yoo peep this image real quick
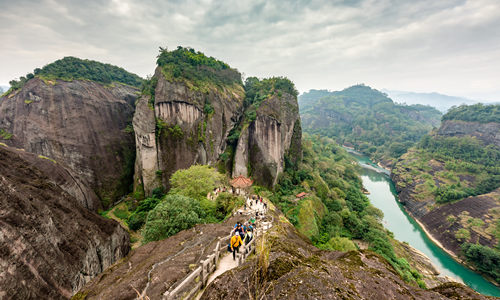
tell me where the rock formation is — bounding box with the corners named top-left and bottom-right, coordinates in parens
top-left (133, 48), bottom-right (301, 195)
top-left (78, 203), bottom-right (488, 299)
top-left (0, 78), bottom-right (137, 208)
top-left (233, 92), bottom-right (302, 187)
top-left (133, 66), bottom-right (245, 195)
top-left (201, 210), bottom-right (490, 300)
top-left (437, 119), bottom-right (500, 148)
top-left (0, 144), bottom-right (129, 299)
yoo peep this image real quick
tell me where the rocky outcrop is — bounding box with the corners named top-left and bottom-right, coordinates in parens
top-left (76, 213), bottom-right (245, 300)
top-left (133, 95), bottom-right (159, 196)
top-left (437, 120), bottom-right (500, 148)
top-left (201, 209), bottom-right (488, 300)
top-left (154, 71), bottom-right (244, 188)
top-left (0, 144), bottom-right (129, 299)
top-left (0, 78), bottom-right (137, 208)
top-left (133, 67), bottom-right (246, 195)
top-left (233, 93), bottom-right (302, 187)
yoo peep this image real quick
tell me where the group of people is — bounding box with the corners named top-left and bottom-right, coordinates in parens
top-left (243, 194), bottom-right (268, 212)
top-left (229, 219), bottom-right (255, 260)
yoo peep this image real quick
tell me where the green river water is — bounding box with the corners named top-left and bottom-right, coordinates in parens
top-left (351, 153), bottom-right (500, 297)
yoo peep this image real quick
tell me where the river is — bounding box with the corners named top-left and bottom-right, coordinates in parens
top-left (351, 153), bottom-right (500, 297)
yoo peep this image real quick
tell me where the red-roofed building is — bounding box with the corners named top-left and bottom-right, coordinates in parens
top-left (296, 192), bottom-right (308, 199)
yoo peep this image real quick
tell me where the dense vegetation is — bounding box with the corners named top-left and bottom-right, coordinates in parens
top-left (299, 85), bottom-right (442, 165)
top-left (268, 134), bottom-right (425, 287)
top-left (156, 46), bottom-right (242, 92)
top-left (443, 103), bottom-right (500, 123)
top-left (106, 165), bottom-right (243, 243)
top-left (5, 57), bottom-right (143, 95)
top-left (461, 242), bottom-right (500, 283)
top-left (417, 135), bottom-right (500, 203)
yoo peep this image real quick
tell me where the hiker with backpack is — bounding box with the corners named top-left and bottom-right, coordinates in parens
top-left (230, 232), bottom-right (243, 260)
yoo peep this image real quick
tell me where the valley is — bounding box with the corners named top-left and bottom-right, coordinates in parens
top-left (1, 47), bottom-right (498, 299)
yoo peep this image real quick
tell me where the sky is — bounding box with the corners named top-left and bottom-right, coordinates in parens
top-left (1, 0), bottom-right (500, 101)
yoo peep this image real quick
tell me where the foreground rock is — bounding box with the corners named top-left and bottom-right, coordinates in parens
top-left (0, 78), bottom-right (137, 208)
top-left (0, 145), bottom-right (130, 299)
top-left (202, 210), bottom-right (492, 300)
top-left (76, 214), bottom-right (245, 299)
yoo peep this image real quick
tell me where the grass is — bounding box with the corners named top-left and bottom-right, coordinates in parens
top-left (0, 129), bottom-right (13, 140)
top-left (38, 155), bottom-right (56, 164)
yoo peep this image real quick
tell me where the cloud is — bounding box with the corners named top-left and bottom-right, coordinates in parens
top-left (0, 0), bottom-right (499, 100)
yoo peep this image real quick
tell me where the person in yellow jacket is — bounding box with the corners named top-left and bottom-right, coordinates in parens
top-left (230, 233), bottom-right (243, 260)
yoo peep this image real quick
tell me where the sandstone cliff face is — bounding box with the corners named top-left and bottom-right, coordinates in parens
top-left (0, 78), bottom-right (137, 208)
top-left (134, 67), bottom-right (245, 195)
top-left (0, 144), bottom-right (129, 299)
top-left (233, 93), bottom-right (302, 187)
top-left (437, 120), bottom-right (500, 148)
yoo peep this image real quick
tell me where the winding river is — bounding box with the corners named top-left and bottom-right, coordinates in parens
top-left (351, 153), bottom-right (500, 297)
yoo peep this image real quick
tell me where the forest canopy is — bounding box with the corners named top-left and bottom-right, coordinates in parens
top-left (299, 85), bottom-right (442, 164)
top-left (6, 57), bottom-right (143, 93)
top-left (156, 46), bottom-right (242, 89)
top-left (442, 103), bottom-right (500, 123)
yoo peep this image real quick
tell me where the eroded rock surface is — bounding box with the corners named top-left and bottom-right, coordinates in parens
top-left (0, 78), bottom-right (137, 207)
top-left (233, 93), bottom-right (302, 187)
top-left (134, 68), bottom-right (245, 195)
top-left (0, 145), bottom-right (129, 299)
top-left (201, 210), bottom-right (491, 300)
top-left (438, 120), bottom-right (500, 148)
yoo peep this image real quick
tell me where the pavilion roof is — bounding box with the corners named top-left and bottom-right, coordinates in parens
top-left (230, 175), bottom-right (253, 188)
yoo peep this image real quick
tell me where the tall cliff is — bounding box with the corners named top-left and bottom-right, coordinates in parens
top-left (232, 77), bottom-right (302, 187)
top-left (134, 48), bottom-right (301, 195)
top-left (0, 144), bottom-right (130, 299)
top-left (391, 104), bottom-right (500, 283)
top-left (0, 57), bottom-right (140, 208)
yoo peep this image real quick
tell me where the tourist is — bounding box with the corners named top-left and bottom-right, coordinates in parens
top-left (230, 233), bottom-right (243, 260)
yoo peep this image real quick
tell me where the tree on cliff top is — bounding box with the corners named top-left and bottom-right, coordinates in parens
top-left (245, 76), bottom-right (298, 103)
top-left (5, 57), bottom-right (143, 94)
top-left (156, 46), bottom-right (242, 89)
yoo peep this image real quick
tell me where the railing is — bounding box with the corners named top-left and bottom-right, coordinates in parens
top-left (162, 229), bottom-right (260, 300)
top-left (161, 199), bottom-right (271, 300)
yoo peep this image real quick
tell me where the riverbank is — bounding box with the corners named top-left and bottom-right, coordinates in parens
top-left (408, 208), bottom-right (500, 288)
top-left (354, 153), bottom-right (500, 296)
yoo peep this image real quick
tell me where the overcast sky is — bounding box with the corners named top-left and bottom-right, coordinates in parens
top-left (1, 0), bottom-right (499, 101)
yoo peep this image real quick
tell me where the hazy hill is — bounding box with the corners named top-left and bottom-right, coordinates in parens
top-left (383, 89), bottom-right (477, 112)
top-left (299, 85), bottom-right (442, 166)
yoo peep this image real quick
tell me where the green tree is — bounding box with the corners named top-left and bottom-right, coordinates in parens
top-left (143, 194), bottom-right (204, 243)
top-left (169, 165), bottom-right (224, 201)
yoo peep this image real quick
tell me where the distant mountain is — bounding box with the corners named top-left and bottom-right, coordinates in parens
top-left (382, 89), bottom-right (477, 112)
top-left (299, 85), bottom-right (442, 167)
top-left (0, 85), bottom-right (8, 94)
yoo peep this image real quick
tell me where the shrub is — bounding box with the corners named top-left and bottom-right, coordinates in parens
top-left (215, 192), bottom-right (244, 220)
top-left (169, 165), bottom-right (224, 201)
top-left (143, 194), bottom-right (204, 243)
